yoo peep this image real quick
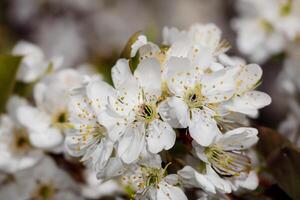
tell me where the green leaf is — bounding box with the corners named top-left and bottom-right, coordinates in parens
top-left (120, 31), bottom-right (142, 59)
top-left (120, 31), bottom-right (143, 73)
top-left (0, 55), bottom-right (22, 113)
top-left (14, 81), bottom-right (35, 98)
top-left (257, 127), bottom-right (300, 199)
top-left (129, 52), bottom-right (140, 72)
top-left (124, 185), bottom-right (135, 199)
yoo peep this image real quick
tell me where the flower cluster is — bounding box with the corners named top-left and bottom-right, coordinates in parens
top-left (0, 23), bottom-right (271, 199)
top-left (0, 42), bottom-right (94, 199)
top-left (65, 23), bottom-right (271, 199)
top-left (233, 0), bottom-right (300, 63)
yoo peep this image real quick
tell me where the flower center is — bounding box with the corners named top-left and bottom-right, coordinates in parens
top-left (197, 161), bottom-right (207, 174)
top-left (131, 167), bottom-right (165, 193)
top-left (79, 122), bottom-right (107, 146)
top-left (136, 103), bottom-right (158, 123)
top-left (11, 129), bottom-right (31, 154)
top-left (204, 145), bottom-right (251, 177)
top-left (142, 163), bottom-right (171, 188)
top-left (184, 84), bottom-right (204, 108)
top-left (53, 111), bottom-right (68, 124)
top-left (146, 174), bottom-right (160, 188)
top-left (33, 183), bottom-right (55, 200)
top-left (259, 19), bottom-right (274, 33)
top-left (280, 0), bottom-right (292, 16)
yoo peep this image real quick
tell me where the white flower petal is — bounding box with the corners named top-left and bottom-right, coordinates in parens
top-left (194, 172), bottom-right (218, 194)
top-left (162, 26), bottom-right (187, 45)
top-left (188, 45), bottom-right (214, 71)
top-left (224, 91), bottom-right (271, 117)
top-left (157, 99), bottom-right (183, 128)
top-left (189, 108), bottom-right (220, 146)
top-left (0, 183), bottom-right (22, 200)
top-left (82, 138), bottom-right (114, 171)
top-left (98, 109), bottom-right (130, 142)
top-left (139, 42), bottom-right (161, 59)
top-left (81, 175), bottom-right (121, 199)
top-left (33, 69), bottom-right (83, 115)
top-left (33, 82), bottom-right (48, 108)
top-left (117, 122), bottom-right (146, 164)
top-left (131, 35), bottom-right (147, 57)
top-left (210, 62), bottom-right (225, 71)
top-left (165, 57), bottom-right (196, 96)
top-left (111, 59), bottom-right (132, 89)
top-left (193, 141), bottom-right (210, 163)
top-left (96, 158), bottom-right (126, 180)
top-left (138, 146), bottom-right (162, 168)
top-left (55, 191), bottom-right (83, 200)
top-left (178, 166), bottom-right (216, 194)
top-left (189, 23), bottom-right (222, 53)
top-left (234, 171), bottom-right (259, 191)
top-left (68, 87), bottom-right (97, 126)
top-left (12, 41), bottom-right (47, 83)
top-left (55, 68), bottom-right (83, 89)
top-left (147, 119), bottom-right (176, 153)
top-left (12, 41), bottom-right (44, 59)
top-left (29, 127), bottom-right (63, 149)
top-left (17, 106), bottom-right (51, 133)
top-left (86, 79), bottom-right (115, 114)
top-left (6, 95), bottom-right (28, 124)
top-left (167, 38), bottom-right (193, 59)
top-left (0, 150), bottom-right (42, 173)
top-left (164, 174), bottom-right (180, 186)
top-left (206, 165), bottom-right (232, 193)
top-left (165, 97), bottom-right (189, 128)
top-left (217, 127), bottom-right (258, 151)
top-left (201, 67), bottom-right (239, 103)
top-left (157, 180), bottom-right (188, 200)
top-left (108, 78), bottom-right (139, 117)
top-left (134, 58), bottom-right (162, 97)
top-left (236, 64), bottom-right (262, 94)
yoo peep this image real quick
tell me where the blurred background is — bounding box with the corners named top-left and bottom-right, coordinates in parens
top-left (0, 0), bottom-right (299, 199)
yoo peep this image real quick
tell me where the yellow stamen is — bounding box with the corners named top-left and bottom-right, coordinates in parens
top-left (205, 145), bottom-right (251, 177)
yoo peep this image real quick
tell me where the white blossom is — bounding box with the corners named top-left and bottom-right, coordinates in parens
top-left (81, 169), bottom-right (123, 199)
top-left (178, 127), bottom-right (259, 194)
top-left (0, 96), bottom-right (43, 173)
top-left (120, 161), bottom-right (187, 200)
top-left (233, 0), bottom-right (300, 63)
top-left (10, 156), bottom-right (83, 200)
top-left (160, 57), bottom-right (239, 146)
top-left (99, 58), bottom-right (176, 164)
top-left (12, 41), bottom-right (63, 83)
top-left (220, 57), bottom-right (272, 118)
top-left (28, 22), bottom-right (274, 199)
top-left (65, 76), bottom-right (115, 171)
top-left (17, 69), bottom-right (84, 151)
